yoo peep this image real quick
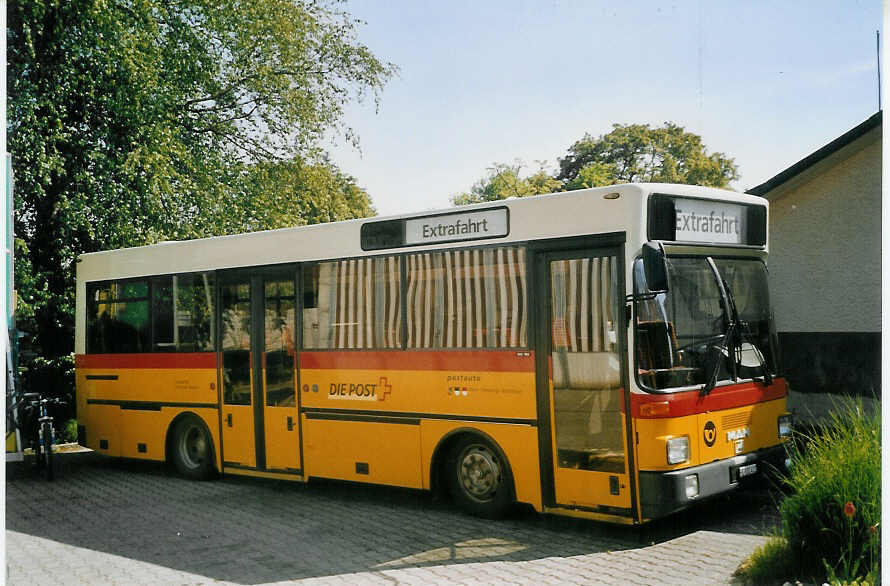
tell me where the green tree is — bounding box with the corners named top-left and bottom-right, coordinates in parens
top-left (8, 0), bottom-right (395, 402)
top-left (222, 158), bottom-right (375, 234)
top-left (454, 123), bottom-right (738, 207)
top-left (556, 122), bottom-right (738, 188)
top-left (451, 161), bottom-right (562, 205)
top-left (562, 161), bottom-right (615, 191)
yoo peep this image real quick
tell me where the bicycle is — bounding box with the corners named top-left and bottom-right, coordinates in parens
top-left (15, 392), bottom-right (63, 481)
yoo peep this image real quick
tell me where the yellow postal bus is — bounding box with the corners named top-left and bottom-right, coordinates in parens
top-left (75, 183), bottom-right (790, 523)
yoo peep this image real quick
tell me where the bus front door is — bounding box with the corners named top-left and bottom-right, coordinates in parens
top-left (538, 249), bottom-right (633, 517)
top-left (219, 270), bottom-right (301, 474)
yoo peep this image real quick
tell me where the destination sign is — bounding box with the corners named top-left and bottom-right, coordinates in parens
top-left (404, 208), bottom-right (508, 245)
top-left (360, 207), bottom-right (510, 250)
top-left (673, 197), bottom-right (747, 245)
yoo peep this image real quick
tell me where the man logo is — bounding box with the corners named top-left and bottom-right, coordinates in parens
top-left (703, 421), bottom-right (717, 447)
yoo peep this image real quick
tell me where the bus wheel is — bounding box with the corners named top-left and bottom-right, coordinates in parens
top-left (172, 416), bottom-right (214, 480)
top-left (449, 436), bottom-right (512, 519)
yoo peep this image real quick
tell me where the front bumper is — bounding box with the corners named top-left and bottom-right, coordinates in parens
top-left (639, 444), bottom-right (787, 520)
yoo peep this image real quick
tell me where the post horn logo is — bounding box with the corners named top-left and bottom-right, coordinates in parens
top-left (703, 421), bottom-right (717, 447)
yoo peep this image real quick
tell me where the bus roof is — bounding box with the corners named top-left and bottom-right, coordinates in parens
top-left (77, 183), bottom-right (766, 283)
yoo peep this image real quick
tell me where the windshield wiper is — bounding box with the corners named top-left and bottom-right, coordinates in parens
top-left (701, 320), bottom-right (735, 396)
top-left (700, 263), bottom-right (737, 396)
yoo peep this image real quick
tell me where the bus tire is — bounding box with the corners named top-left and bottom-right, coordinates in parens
top-left (448, 435), bottom-right (513, 519)
top-left (171, 416), bottom-right (215, 480)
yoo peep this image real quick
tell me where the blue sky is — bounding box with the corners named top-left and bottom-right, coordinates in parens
top-left (329, 1), bottom-right (881, 216)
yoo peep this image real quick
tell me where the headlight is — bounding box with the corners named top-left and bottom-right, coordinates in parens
top-left (778, 414), bottom-right (793, 438)
top-left (666, 435), bottom-right (690, 465)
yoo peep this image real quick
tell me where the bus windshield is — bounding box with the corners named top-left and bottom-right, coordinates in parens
top-left (634, 256), bottom-right (777, 392)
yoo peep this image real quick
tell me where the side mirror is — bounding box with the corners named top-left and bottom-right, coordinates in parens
top-left (642, 242), bottom-right (669, 292)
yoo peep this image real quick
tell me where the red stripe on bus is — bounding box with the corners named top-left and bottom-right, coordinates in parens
top-left (77, 351), bottom-right (535, 372)
top-left (630, 378), bottom-right (787, 418)
top-left (75, 353), bottom-right (217, 369)
top-left (300, 350), bottom-right (535, 372)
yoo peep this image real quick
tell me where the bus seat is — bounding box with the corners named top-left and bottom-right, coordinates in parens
top-left (636, 320), bottom-right (678, 370)
top-left (551, 351), bottom-right (620, 390)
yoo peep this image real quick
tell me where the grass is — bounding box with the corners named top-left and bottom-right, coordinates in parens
top-left (735, 396), bottom-right (880, 585)
top-left (734, 536), bottom-right (794, 584)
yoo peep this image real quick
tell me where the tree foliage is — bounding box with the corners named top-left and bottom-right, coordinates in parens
top-left (222, 159), bottom-right (375, 235)
top-left (453, 122), bottom-right (739, 205)
top-left (451, 161), bottom-right (562, 205)
top-left (7, 0), bottom-right (393, 402)
top-left (556, 122), bottom-right (738, 188)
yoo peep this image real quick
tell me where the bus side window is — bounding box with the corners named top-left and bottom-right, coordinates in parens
top-left (406, 246), bottom-right (527, 349)
top-left (302, 264), bottom-right (321, 348)
top-left (151, 273), bottom-right (216, 352)
top-left (302, 257), bottom-right (401, 350)
top-left (86, 280), bottom-right (150, 354)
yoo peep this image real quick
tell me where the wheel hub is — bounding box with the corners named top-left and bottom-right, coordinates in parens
top-left (181, 426), bottom-right (206, 468)
top-left (459, 446), bottom-right (500, 501)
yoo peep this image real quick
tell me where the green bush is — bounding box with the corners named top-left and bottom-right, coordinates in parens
top-left (20, 353), bottom-right (76, 422)
top-left (61, 419), bottom-right (79, 444)
top-left (780, 397), bottom-right (880, 583)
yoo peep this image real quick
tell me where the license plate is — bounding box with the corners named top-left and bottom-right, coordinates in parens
top-left (738, 463), bottom-right (758, 478)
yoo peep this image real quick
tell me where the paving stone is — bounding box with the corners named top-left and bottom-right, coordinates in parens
top-left (7, 452), bottom-right (778, 585)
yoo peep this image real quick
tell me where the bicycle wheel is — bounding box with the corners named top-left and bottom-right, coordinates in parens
top-left (41, 421), bottom-right (54, 481)
top-left (32, 422), bottom-right (43, 471)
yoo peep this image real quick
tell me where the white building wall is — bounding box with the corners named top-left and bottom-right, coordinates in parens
top-left (767, 126), bottom-right (881, 333)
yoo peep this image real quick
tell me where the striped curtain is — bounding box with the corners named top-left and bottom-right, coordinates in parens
top-left (407, 247), bottom-right (527, 349)
top-left (315, 256), bottom-right (401, 349)
top-left (551, 257), bottom-right (617, 354)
